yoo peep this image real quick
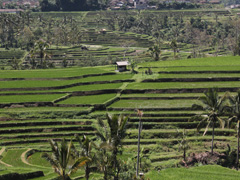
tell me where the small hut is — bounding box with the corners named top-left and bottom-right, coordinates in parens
top-left (116, 61), bottom-right (129, 72)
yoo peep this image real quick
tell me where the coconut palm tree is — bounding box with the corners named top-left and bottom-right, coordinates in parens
top-left (42, 139), bottom-right (89, 180)
top-left (226, 91), bottom-right (240, 170)
top-left (30, 39), bottom-right (50, 68)
top-left (170, 39), bottom-right (178, 59)
top-left (75, 135), bottom-right (95, 180)
top-left (94, 142), bottom-right (113, 180)
top-left (194, 88), bottom-right (228, 155)
top-left (95, 113), bottom-right (128, 180)
top-left (136, 109), bottom-right (143, 178)
top-left (148, 44), bottom-right (161, 61)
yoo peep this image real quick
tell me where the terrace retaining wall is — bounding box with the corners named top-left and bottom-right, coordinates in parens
top-left (121, 87), bottom-right (240, 94)
top-left (107, 107), bottom-right (195, 111)
top-left (1, 132), bottom-right (95, 140)
top-left (157, 71), bottom-right (240, 74)
top-left (142, 77), bottom-right (240, 82)
top-left (120, 97), bottom-right (197, 100)
top-left (72, 89), bottom-right (120, 96)
top-left (0, 102), bottom-right (54, 108)
top-left (0, 171), bottom-right (44, 180)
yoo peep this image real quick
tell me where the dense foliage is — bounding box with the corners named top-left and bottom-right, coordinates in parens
top-left (39, 0), bottom-right (107, 11)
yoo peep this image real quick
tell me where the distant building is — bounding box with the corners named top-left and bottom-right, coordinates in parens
top-left (199, 0), bottom-right (207, 3)
top-left (0, 9), bottom-right (24, 13)
top-left (147, 5), bottom-right (157, 9)
top-left (2, 0), bottom-right (39, 8)
top-left (134, 0), bottom-right (147, 9)
top-left (230, 4), bottom-right (240, 8)
top-left (116, 61), bottom-right (129, 72)
top-left (116, 1), bottom-right (124, 6)
top-left (209, 0), bottom-right (221, 4)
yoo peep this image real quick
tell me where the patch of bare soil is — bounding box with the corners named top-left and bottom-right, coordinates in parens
top-left (180, 151), bottom-right (226, 167)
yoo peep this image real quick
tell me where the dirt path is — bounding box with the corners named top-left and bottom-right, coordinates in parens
top-left (0, 147), bottom-right (13, 167)
top-left (21, 148), bottom-right (33, 166)
top-left (20, 149), bottom-right (49, 169)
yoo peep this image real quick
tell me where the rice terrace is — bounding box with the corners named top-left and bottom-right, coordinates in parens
top-left (2, 3), bottom-right (240, 180)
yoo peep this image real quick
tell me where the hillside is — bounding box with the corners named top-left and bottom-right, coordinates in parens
top-left (0, 56), bottom-right (240, 179)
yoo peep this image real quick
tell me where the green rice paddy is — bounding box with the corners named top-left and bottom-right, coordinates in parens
top-left (1, 56), bottom-right (240, 179)
top-left (58, 94), bottom-right (116, 104)
top-left (0, 94), bottom-right (66, 103)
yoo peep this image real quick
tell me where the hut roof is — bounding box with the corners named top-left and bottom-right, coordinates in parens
top-left (116, 61), bottom-right (129, 66)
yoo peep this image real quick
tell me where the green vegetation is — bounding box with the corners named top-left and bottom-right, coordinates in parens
top-left (127, 81), bottom-right (240, 90)
top-left (109, 99), bottom-right (201, 109)
top-left (146, 165), bottom-right (240, 180)
top-left (0, 67), bottom-right (109, 78)
top-left (1, 51), bottom-right (240, 179)
top-left (141, 56), bottom-right (240, 67)
top-left (58, 94), bottom-right (117, 104)
top-left (0, 94), bottom-right (66, 103)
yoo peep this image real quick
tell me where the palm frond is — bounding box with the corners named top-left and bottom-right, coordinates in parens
top-left (226, 116), bottom-right (236, 128)
top-left (203, 121), bottom-right (211, 136)
top-left (49, 139), bottom-right (59, 162)
top-left (42, 153), bottom-right (60, 175)
top-left (97, 118), bottom-right (105, 128)
top-left (216, 116), bottom-right (225, 129)
top-left (95, 119), bottom-right (108, 142)
top-left (99, 142), bottom-right (113, 151)
top-left (68, 157), bottom-right (90, 175)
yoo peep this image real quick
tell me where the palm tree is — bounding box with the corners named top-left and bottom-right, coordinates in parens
top-left (95, 113), bottom-right (128, 180)
top-left (148, 44), bottom-right (161, 61)
top-left (170, 39), bottom-right (178, 59)
top-left (42, 139), bottom-right (89, 180)
top-left (30, 39), bottom-right (50, 68)
top-left (94, 142), bottom-right (113, 180)
top-left (75, 135), bottom-right (94, 180)
top-left (194, 88), bottom-right (227, 155)
top-left (94, 118), bottom-right (113, 180)
top-left (136, 109), bottom-right (143, 178)
top-left (130, 59), bottom-right (137, 74)
top-left (226, 91), bottom-right (240, 170)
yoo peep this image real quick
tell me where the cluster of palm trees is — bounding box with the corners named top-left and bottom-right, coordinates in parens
top-left (194, 88), bottom-right (240, 169)
top-left (42, 113), bottom-right (129, 180)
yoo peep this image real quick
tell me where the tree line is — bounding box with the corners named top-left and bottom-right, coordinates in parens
top-left (99, 11), bottom-right (240, 57)
top-left (1, 11), bottom-right (240, 70)
top-left (39, 0), bottom-right (108, 11)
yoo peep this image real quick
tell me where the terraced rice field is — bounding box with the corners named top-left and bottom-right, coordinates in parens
top-left (1, 56), bottom-right (240, 179)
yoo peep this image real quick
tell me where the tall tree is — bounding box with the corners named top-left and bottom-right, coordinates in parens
top-left (193, 88), bottom-right (228, 155)
top-left (95, 113), bottom-right (128, 180)
top-left (170, 39), bottom-right (178, 59)
top-left (136, 109), bottom-right (143, 178)
top-left (148, 44), bottom-right (161, 61)
top-left (30, 39), bottom-right (50, 68)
